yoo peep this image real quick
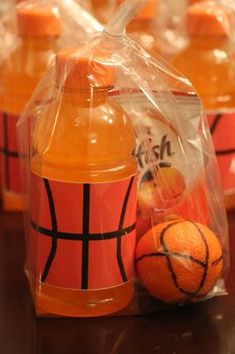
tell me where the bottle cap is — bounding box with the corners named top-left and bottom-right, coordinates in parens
top-left (186, 2), bottom-right (232, 37)
top-left (116, 0), bottom-right (157, 20)
top-left (17, 6), bottom-right (61, 37)
top-left (56, 47), bottom-right (116, 90)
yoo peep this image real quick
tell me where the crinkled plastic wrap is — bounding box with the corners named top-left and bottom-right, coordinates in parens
top-left (0, 0), bottom-right (102, 212)
top-left (0, 0), bottom-right (102, 63)
top-left (171, 0), bottom-right (235, 210)
top-left (113, 0), bottom-right (188, 60)
top-left (91, 0), bottom-right (116, 24)
top-left (17, 25), bottom-right (229, 317)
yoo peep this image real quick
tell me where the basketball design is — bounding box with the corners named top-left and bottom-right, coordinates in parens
top-left (135, 220), bottom-right (223, 303)
top-left (30, 173), bottom-right (137, 290)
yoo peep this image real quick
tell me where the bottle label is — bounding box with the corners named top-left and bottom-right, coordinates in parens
top-left (29, 173), bottom-right (137, 290)
top-left (0, 112), bottom-right (21, 194)
top-left (207, 112), bottom-right (235, 194)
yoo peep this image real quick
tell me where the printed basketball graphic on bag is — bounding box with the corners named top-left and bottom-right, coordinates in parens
top-left (30, 173), bottom-right (137, 290)
top-left (207, 112), bottom-right (235, 193)
top-left (0, 112), bottom-right (21, 193)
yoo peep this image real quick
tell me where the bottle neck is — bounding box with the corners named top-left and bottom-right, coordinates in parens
top-left (60, 86), bottom-right (111, 108)
top-left (20, 35), bottom-right (59, 50)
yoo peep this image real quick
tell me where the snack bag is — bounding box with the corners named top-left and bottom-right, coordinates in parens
top-left (17, 0), bottom-right (229, 317)
top-left (0, 0), bottom-right (102, 211)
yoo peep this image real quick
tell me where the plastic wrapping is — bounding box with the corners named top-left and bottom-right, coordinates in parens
top-left (114, 0), bottom-right (188, 60)
top-left (0, 0), bottom-right (102, 63)
top-left (171, 1), bottom-right (235, 209)
top-left (0, 0), bottom-right (102, 211)
top-left (91, 0), bottom-right (116, 24)
top-left (17, 0), bottom-right (229, 317)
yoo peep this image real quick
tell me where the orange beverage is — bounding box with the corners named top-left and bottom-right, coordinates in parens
top-left (0, 6), bottom-right (61, 211)
top-left (171, 2), bottom-right (235, 209)
top-left (29, 48), bottom-right (137, 317)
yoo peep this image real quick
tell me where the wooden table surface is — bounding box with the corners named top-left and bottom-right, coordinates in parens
top-left (0, 210), bottom-right (234, 354)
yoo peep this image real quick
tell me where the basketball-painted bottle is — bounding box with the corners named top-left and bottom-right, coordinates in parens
top-left (29, 48), bottom-right (137, 317)
top-left (171, 2), bottom-right (235, 209)
top-left (0, 6), bottom-right (61, 211)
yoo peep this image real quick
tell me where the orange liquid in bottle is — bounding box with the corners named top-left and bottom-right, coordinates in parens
top-left (30, 48), bottom-right (137, 317)
top-left (0, 6), bottom-right (60, 211)
top-left (171, 3), bottom-right (235, 209)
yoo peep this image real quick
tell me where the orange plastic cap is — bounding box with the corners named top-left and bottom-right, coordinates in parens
top-left (186, 2), bottom-right (232, 37)
top-left (116, 0), bottom-right (157, 20)
top-left (56, 48), bottom-right (116, 90)
top-left (17, 6), bottom-right (61, 37)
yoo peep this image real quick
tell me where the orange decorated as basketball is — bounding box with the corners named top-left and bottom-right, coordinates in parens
top-left (138, 167), bottom-right (186, 214)
top-left (136, 220), bottom-right (223, 303)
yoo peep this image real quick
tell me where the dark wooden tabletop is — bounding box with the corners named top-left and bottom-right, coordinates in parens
top-left (0, 210), bottom-right (234, 354)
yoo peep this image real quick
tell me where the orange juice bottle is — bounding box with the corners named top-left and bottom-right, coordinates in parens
top-left (0, 6), bottom-right (61, 211)
top-left (29, 48), bottom-right (137, 317)
top-left (171, 2), bottom-right (235, 209)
